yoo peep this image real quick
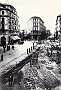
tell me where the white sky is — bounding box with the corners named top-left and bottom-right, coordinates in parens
top-left (0, 0), bottom-right (61, 33)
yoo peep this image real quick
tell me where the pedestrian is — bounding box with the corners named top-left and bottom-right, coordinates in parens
top-left (47, 48), bottom-right (49, 55)
top-left (12, 45), bottom-right (14, 50)
top-left (47, 48), bottom-right (51, 57)
top-left (47, 48), bottom-right (48, 53)
top-left (8, 74), bottom-right (13, 87)
top-left (11, 39), bottom-right (14, 45)
top-left (1, 54), bottom-right (3, 61)
top-left (57, 51), bottom-right (59, 56)
top-left (50, 48), bottom-right (52, 55)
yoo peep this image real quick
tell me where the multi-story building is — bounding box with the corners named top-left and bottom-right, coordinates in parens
top-left (0, 3), bottom-right (20, 46)
top-left (55, 14), bottom-right (61, 36)
top-left (46, 30), bottom-right (51, 37)
top-left (55, 14), bottom-right (61, 45)
top-left (27, 16), bottom-right (46, 40)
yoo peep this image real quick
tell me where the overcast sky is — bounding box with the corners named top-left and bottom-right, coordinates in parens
top-left (0, 0), bottom-right (61, 33)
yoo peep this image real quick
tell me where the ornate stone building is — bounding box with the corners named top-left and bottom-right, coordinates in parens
top-left (55, 14), bottom-right (61, 45)
top-left (0, 3), bottom-right (20, 45)
top-left (56, 14), bottom-right (61, 34)
top-left (27, 16), bottom-right (46, 40)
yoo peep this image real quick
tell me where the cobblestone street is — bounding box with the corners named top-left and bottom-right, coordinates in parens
top-left (21, 44), bottom-right (61, 90)
top-left (0, 41), bottom-right (61, 90)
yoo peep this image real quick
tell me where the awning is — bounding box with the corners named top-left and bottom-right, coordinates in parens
top-left (12, 36), bottom-right (20, 41)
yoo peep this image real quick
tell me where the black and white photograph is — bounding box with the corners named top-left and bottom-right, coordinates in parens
top-left (0, 0), bottom-right (61, 90)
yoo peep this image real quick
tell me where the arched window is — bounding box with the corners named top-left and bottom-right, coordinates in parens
top-left (1, 36), bottom-right (6, 46)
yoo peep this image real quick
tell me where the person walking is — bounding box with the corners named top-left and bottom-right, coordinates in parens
top-left (8, 74), bottom-right (13, 87)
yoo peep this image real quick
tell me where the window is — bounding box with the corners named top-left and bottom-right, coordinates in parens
top-left (2, 18), bottom-right (4, 30)
top-left (33, 19), bottom-right (34, 21)
top-left (60, 18), bottom-right (61, 21)
top-left (35, 23), bottom-right (36, 26)
top-left (15, 21), bottom-right (16, 25)
top-left (34, 27), bottom-right (35, 30)
top-left (9, 25), bottom-right (11, 29)
top-left (6, 6), bottom-right (8, 8)
top-left (36, 27), bottom-right (38, 30)
top-left (2, 11), bottom-right (4, 15)
top-left (35, 27), bottom-right (36, 30)
top-left (33, 23), bottom-right (34, 26)
top-left (60, 22), bottom-right (61, 25)
top-left (15, 26), bottom-right (16, 30)
top-left (2, 18), bottom-right (4, 23)
top-left (37, 19), bottom-right (38, 22)
top-left (36, 23), bottom-right (38, 26)
top-left (60, 27), bottom-right (61, 30)
top-left (35, 19), bottom-right (36, 22)
top-left (3, 6), bottom-right (5, 8)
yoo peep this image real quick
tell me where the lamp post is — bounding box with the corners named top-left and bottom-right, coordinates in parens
top-left (11, 31), bottom-right (14, 50)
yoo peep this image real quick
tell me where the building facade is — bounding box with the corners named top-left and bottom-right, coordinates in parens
top-left (27, 16), bottom-right (46, 40)
top-left (0, 3), bottom-right (20, 46)
top-left (55, 14), bottom-right (61, 45)
top-left (55, 14), bottom-right (61, 36)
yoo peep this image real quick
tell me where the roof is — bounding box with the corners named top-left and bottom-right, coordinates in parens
top-left (57, 14), bottom-right (61, 17)
top-left (30, 16), bottom-right (44, 23)
top-left (0, 3), bottom-right (16, 11)
top-left (57, 14), bottom-right (61, 20)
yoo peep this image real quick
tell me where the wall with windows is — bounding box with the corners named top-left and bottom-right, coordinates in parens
top-left (27, 16), bottom-right (46, 40)
top-left (56, 15), bottom-right (61, 34)
top-left (0, 3), bottom-right (20, 45)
